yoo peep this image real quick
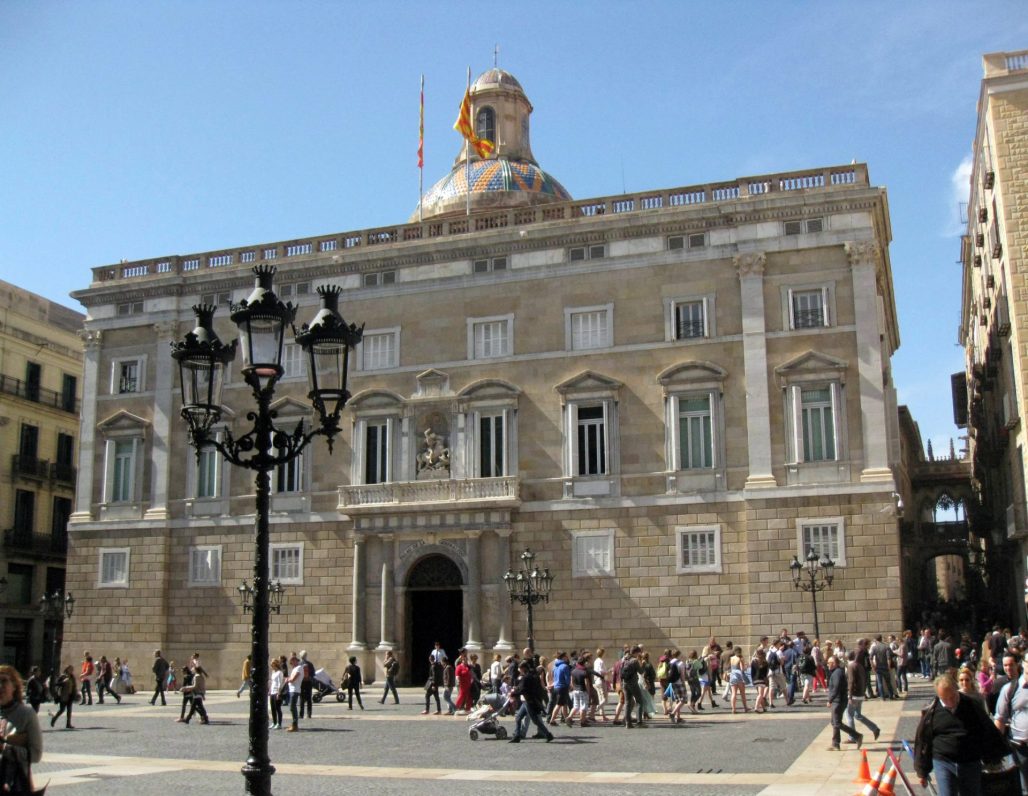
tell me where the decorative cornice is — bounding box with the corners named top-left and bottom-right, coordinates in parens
top-left (844, 240), bottom-right (881, 269)
top-left (734, 252), bottom-right (767, 278)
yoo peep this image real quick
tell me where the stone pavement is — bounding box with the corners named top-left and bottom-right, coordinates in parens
top-left (31, 681), bottom-right (935, 795)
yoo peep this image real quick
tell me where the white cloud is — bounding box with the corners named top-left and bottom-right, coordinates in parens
top-left (946, 154), bottom-right (973, 237)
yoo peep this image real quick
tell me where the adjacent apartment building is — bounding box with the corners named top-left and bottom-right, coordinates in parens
top-left (0, 279), bottom-right (83, 673)
top-left (66, 69), bottom-right (905, 685)
top-left (957, 50), bottom-right (1028, 621)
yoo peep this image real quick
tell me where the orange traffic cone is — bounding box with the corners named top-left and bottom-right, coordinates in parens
top-left (853, 749), bottom-right (872, 784)
top-left (877, 764), bottom-right (898, 796)
top-left (856, 760), bottom-right (887, 796)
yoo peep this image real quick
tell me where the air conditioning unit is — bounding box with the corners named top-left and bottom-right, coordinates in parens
top-left (984, 296), bottom-right (992, 310)
top-left (979, 207), bottom-right (989, 223)
top-left (974, 255), bottom-right (983, 268)
top-left (984, 171), bottom-right (996, 189)
top-left (1003, 393), bottom-right (1020, 429)
top-left (993, 242), bottom-right (1003, 258)
top-left (997, 298), bottom-right (1011, 336)
top-left (976, 234), bottom-right (985, 248)
top-left (987, 274), bottom-right (995, 288)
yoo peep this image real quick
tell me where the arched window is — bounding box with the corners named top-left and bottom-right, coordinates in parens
top-left (476, 106), bottom-right (495, 143)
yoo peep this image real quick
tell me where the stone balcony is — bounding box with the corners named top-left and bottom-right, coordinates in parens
top-left (338, 476), bottom-right (520, 513)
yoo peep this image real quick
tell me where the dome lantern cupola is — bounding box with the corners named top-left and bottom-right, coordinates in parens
top-left (414, 68), bottom-right (571, 221)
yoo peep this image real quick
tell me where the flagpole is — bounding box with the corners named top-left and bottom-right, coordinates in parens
top-left (466, 65), bottom-right (471, 218)
top-left (419, 74), bottom-right (424, 223)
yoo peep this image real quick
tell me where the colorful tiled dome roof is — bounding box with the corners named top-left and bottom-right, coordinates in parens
top-left (415, 158), bottom-right (572, 220)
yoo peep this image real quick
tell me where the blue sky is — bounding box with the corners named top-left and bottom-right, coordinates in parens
top-left (1, 1), bottom-right (1025, 452)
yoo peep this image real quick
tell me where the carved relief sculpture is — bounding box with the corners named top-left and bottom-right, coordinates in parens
top-left (416, 427), bottom-right (451, 476)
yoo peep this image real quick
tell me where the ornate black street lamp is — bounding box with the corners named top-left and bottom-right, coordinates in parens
top-left (39, 590), bottom-right (74, 680)
top-left (790, 549), bottom-right (835, 641)
top-left (238, 579), bottom-right (285, 615)
top-left (503, 548), bottom-right (554, 654)
top-left (172, 266), bottom-right (362, 796)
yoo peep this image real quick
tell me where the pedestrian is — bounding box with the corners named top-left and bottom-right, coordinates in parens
top-left (285, 654), bottom-right (303, 732)
top-left (455, 651), bottom-right (474, 713)
top-left (826, 655), bottom-right (862, 751)
top-left (122, 659), bottom-right (135, 693)
top-left (299, 651), bottom-right (315, 719)
top-left (845, 649), bottom-right (881, 742)
top-left (870, 635), bottom-right (895, 701)
top-left (380, 650), bottom-right (399, 705)
top-left (993, 652), bottom-right (1028, 792)
top-left (547, 651), bottom-right (571, 725)
top-left (508, 661), bottom-right (554, 743)
top-left (767, 641), bottom-right (785, 707)
top-left (728, 647), bottom-right (749, 714)
top-left (182, 667), bottom-right (209, 725)
top-left (49, 665), bottom-right (77, 729)
top-left (167, 661), bottom-right (177, 693)
top-left (176, 666), bottom-right (194, 722)
top-left (639, 651), bottom-right (658, 718)
top-left (440, 656), bottom-right (456, 715)
top-left (620, 646), bottom-right (646, 729)
top-left (150, 650), bottom-right (169, 706)
top-left (422, 656), bottom-right (443, 715)
top-left (488, 653), bottom-right (503, 695)
top-left (268, 658), bottom-right (284, 730)
top-left (915, 669), bottom-right (1009, 793)
top-left (0, 665), bottom-right (43, 794)
top-left (933, 632), bottom-right (958, 677)
top-left (919, 628), bottom-right (934, 678)
top-left (469, 653), bottom-right (483, 705)
top-left (236, 654), bottom-right (252, 698)
top-left (751, 649), bottom-right (769, 713)
top-left (566, 652), bottom-right (594, 727)
top-left (95, 655), bottom-right (121, 704)
top-left (79, 652), bottom-right (94, 706)
top-left (342, 656), bottom-right (364, 710)
top-left (24, 667), bottom-right (45, 714)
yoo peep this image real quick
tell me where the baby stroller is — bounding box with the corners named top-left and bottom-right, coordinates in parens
top-left (467, 700), bottom-right (508, 740)
top-left (311, 668), bottom-right (336, 703)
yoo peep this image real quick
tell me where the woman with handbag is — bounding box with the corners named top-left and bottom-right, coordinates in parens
top-left (0, 665), bottom-right (43, 795)
top-left (49, 665), bottom-right (77, 729)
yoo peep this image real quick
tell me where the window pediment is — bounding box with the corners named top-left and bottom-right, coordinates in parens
top-left (414, 369), bottom-right (451, 399)
top-left (97, 409), bottom-right (150, 433)
top-left (268, 396), bottom-right (312, 416)
top-left (348, 389), bottom-right (406, 412)
top-left (657, 361), bottom-right (727, 395)
top-left (458, 378), bottom-right (521, 403)
top-left (555, 370), bottom-right (623, 402)
top-left (774, 350), bottom-right (848, 388)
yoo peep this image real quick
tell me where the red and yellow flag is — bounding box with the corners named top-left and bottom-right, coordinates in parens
top-left (453, 88), bottom-right (494, 159)
top-left (418, 76), bottom-right (425, 168)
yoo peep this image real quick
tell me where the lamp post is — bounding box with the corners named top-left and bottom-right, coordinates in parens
top-left (789, 548), bottom-right (834, 642)
top-left (238, 579), bottom-right (285, 615)
top-left (171, 266), bottom-right (361, 796)
top-left (39, 590), bottom-right (74, 679)
top-left (502, 548), bottom-right (553, 655)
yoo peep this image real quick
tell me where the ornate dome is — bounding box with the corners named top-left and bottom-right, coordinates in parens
top-left (414, 68), bottom-right (572, 221)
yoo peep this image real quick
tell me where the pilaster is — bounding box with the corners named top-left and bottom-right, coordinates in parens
top-left (348, 533), bottom-right (368, 651)
top-left (493, 528), bottom-right (514, 650)
top-left (464, 530), bottom-right (482, 650)
top-left (71, 328), bottom-right (102, 521)
top-left (144, 321), bottom-right (177, 520)
top-left (376, 534), bottom-right (396, 651)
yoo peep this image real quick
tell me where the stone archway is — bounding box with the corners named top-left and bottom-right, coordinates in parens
top-left (406, 554), bottom-right (464, 686)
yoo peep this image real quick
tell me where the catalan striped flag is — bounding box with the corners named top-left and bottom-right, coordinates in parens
top-left (453, 87), bottom-right (494, 159)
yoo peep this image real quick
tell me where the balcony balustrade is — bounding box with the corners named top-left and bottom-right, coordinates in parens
top-left (0, 374), bottom-right (79, 413)
top-left (10, 455), bottom-right (76, 485)
top-left (338, 476), bottom-right (519, 511)
top-left (3, 529), bottom-right (68, 558)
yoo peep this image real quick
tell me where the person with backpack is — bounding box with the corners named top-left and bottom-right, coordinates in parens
top-left (665, 648), bottom-right (686, 723)
top-left (767, 641), bottom-right (786, 708)
top-left (49, 665), bottom-right (77, 729)
top-left (751, 649), bottom-right (770, 713)
top-left (797, 642), bottom-right (818, 704)
top-left (566, 652), bottom-right (596, 727)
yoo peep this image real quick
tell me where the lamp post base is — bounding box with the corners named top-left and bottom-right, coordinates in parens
top-left (241, 759), bottom-right (276, 796)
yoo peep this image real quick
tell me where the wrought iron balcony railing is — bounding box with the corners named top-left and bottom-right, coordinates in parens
top-left (0, 374), bottom-right (79, 413)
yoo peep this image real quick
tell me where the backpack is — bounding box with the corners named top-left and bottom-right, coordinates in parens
top-left (656, 661), bottom-right (668, 681)
top-left (768, 650), bottom-right (781, 672)
top-left (796, 653), bottom-right (811, 673)
top-left (697, 657), bottom-right (708, 676)
top-left (666, 661), bottom-right (681, 684)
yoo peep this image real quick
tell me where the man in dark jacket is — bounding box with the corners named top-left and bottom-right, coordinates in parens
top-left (826, 655), bottom-right (862, 750)
top-left (509, 661), bottom-right (553, 743)
top-left (620, 646), bottom-right (646, 729)
top-left (150, 650), bottom-right (169, 706)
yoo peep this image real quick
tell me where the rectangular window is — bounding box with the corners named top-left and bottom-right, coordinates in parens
top-left (473, 319), bottom-right (511, 359)
top-left (791, 289), bottom-right (828, 329)
top-left (13, 490), bottom-right (34, 532)
top-left (271, 544), bottom-right (303, 584)
top-left (61, 374), bottom-right (77, 411)
top-left (200, 292), bottom-right (231, 307)
top-left (570, 309), bottom-right (610, 350)
top-left (6, 563), bottom-right (34, 606)
top-left (363, 271), bottom-right (396, 287)
top-left (365, 421), bottom-right (389, 484)
top-left (275, 450), bottom-right (303, 493)
top-left (116, 301), bottom-right (144, 316)
top-left (785, 217), bottom-right (824, 235)
top-left (479, 413), bottom-right (505, 477)
top-left (98, 548), bottom-right (129, 587)
top-left (188, 546), bottom-right (221, 585)
top-left (677, 527), bottom-right (722, 573)
top-left (119, 360), bottom-right (139, 393)
top-left (474, 256), bottom-right (508, 273)
top-left (25, 362), bottom-right (41, 401)
top-left (572, 530), bottom-right (614, 577)
top-left (576, 406), bottom-right (607, 476)
top-left (52, 496), bottom-right (72, 537)
top-left (569, 244), bottom-right (606, 262)
top-left (196, 445), bottom-right (219, 498)
top-left (800, 387), bottom-right (836, 461)
top-left (678, 395), bottom-right (713, 469)
top-left (19, 423), bottom-right (38, 458)
top-left (674, 300), bottom-right (706, 339)
top-left (799, 521), bottom-right (846, 566)
top-left (111, 439), bottom-right (136, 502)
top-left (281, 343), bottom-right (305, 378)
top-left (361, 331), bottom-right (398, 370)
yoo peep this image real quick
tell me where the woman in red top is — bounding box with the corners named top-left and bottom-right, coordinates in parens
top-left (455, 652), bottom-right (474, 712)
top-left (79, 653), bottom-right (95, 706)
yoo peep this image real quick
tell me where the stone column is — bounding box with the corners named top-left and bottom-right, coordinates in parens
top-left (348, 534), bottom-right (367, 651)
top-left (846, 241), bottom-right (892, 482)
top-left (376, 534), bottom-right (395, 650)
top-left (735, 252), bottom-right (777, 488)
top-left (144, 320), bottom-right (177, 520)
top-left (71, 329), bottom-right (102, 521)
top-left (464, 531), bottom-right (482, 650)
top-left (493, 529), bottom-right (514, 650)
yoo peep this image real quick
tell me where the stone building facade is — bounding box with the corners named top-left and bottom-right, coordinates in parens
top-left (66, 69), bottom-right (905, 686)
top-left (956, 50), bottom-right (1028, 623)
top-left (0, 279), bottom-right (83, 673)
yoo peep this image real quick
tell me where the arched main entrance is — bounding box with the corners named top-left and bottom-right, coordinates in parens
top-left (406, 554), bottom-right (464, 686)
